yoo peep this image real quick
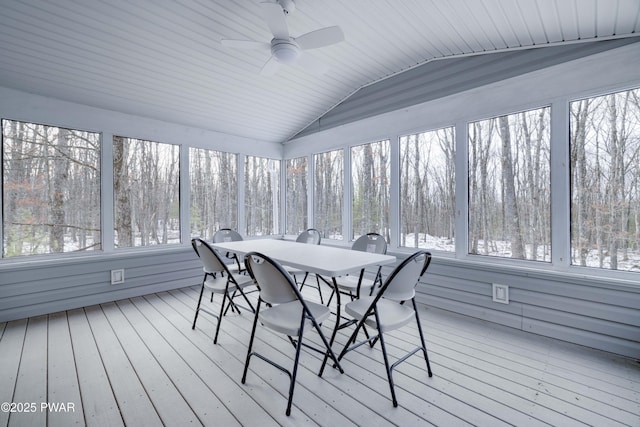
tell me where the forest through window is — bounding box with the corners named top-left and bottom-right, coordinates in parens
top-left (2, 120), bottom-right (100, 256)
top-left (2, 87), bottom-right (639, 274)
top-left (286, 156), bottom-right (308, 235)
top-left (244, 156), bottom-right (280, 236)
top-left (400, 127), bottom-right (455, 251)
top-left (570, 87), bottom-right (640, 271)
top-left (468, 107), bottom-right (551, 261)
top-left (113, 136), bottom-right (180, 248)
top-left (351, 140), bottom-right (390, 242)
top-left (190, 148), bottom-right (237, 240)
top-left (314, 149), bottom-right (343, 240)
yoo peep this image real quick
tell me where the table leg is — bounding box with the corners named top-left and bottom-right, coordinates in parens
top-left (319, 276), bottom-right (341, 376)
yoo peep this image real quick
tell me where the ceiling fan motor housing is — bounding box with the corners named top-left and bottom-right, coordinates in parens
top-left (271, 39), bottom-right (300, 64)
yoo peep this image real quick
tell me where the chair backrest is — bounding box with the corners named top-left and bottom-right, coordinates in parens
top-left (378, 250), bottom-right (431, 302)
top-left (191, 238), bottom-right (231, 275)
top-left (296, 228), bottom-right (321, 245)
top-left (352, 233), bottom-right (387, 255)
top-left (212, 228), bottom-right (243, 243)
top-left (244, 252), bottom-right (300, 305)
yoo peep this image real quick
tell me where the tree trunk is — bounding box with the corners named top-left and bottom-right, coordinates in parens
top-left (113, 136), bottom-right (133, 246)
top-left (498, 115), bottom-right (525, 258)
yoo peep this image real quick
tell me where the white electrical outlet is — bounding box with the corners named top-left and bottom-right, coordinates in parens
top-left (111, 269), bottom-right (125, 285)
top-left (492, 283), bottom-right (509, 304)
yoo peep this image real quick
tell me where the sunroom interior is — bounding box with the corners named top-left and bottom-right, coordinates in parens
top-left (1, 1), bottom-right (639, 425)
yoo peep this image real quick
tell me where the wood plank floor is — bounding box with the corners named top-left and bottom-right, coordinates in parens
top-left (1, 283), bottom-right (639, 426)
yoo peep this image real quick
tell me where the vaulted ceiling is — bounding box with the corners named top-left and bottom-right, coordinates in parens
top-left (0, 0), bottom-right (639, 144)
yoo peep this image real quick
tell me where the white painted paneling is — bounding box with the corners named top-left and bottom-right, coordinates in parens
top-left (0, 248), bottom-right (202, 323)
top-left (0, 0), bottom-right (638, 143)
top-left (0, 87), bottom-right (283, 158)
top-left (285, 41), bottom-right (640, 156)
top-left (293, 39), bottom-right (640, 139)
top-left (417, 259), bottom-right (640, 358)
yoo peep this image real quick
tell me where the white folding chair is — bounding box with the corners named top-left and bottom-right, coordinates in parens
top-left (243, 251), bottom-right (343, 416)
top-left (288, 228), bottom-right (325, 303)
top-left (335, 250), bottom-right (433, 407)
top-left (191, 238), bottom-right (255, 344)
top-left (326, 232), bottom-right (388, 306)
top-left (212, 228), bottom-right (246, 273)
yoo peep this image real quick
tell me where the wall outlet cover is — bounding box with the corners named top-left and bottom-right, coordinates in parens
top-left (492, 283), bottom-right (509, 304)
top-left (111, 269), bottom-right (125, 285)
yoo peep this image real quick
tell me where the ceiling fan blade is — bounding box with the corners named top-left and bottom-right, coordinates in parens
top-left (220, 39), bottom-right (271, 50)
top-left (297, 53), bottom-right (329, 76)
top-left (260, 2), bottom-right (289, 39)
top-left (295, 26), bottom-right (344, 50)
top-left (260, 55), bottom-right (281, 76)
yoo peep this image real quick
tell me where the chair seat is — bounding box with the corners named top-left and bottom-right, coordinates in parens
top-left (345, 296), bottom-right (414, 333)
top-left (334, 275), bottom-right (376, 292)
top-left (259, 300), bottom-right (331, 336)
top-left (204, 273), bottom-right (253, 293)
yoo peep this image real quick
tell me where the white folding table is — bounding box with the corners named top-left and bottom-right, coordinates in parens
top-left (210, 238), bottom-right (396, 369)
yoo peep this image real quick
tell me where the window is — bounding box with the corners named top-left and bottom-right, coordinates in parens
top-left (190, 148), bottom-right (237, 239)
top-left (286, 156), bottom-right (308, 235)
top-left (244, 156), bottom-right (280, 236)
top-left (468, 108), bottom-right (551, 261)
top-left (570, 87), bottom-right (640, 272)
top-left (113, 136), bottom-right (180, 247)
top-left (400, 127), bottom-right (455, 251)
top-left (2, 119), bottom-right (101, 257)
top-left (314, 149), bottom-right (343, 240)
top-left (351, 140), bottom-right (390, 241)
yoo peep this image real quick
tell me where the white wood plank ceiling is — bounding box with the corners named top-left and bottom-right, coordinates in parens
top-left (0, 0), bottom-right (638, 144)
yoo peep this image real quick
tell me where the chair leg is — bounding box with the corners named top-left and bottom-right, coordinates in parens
top-left (192, 280), bottom-right (206, 329)
top-left (297, 272), bottom-right (309, 290)
top-left (412, 299), bottom-right (433, 377)
top-left (325, 289), bottom-right (335, 307)
top-left (298, 272), bottom-right (324, 305)
top-left (223, 292), bottom-right (239, 315)
top-left (376, 325), bottom-right (398, 407)
top-left (242, 299), bottom-right (262, 384)
top-left (310, 317), bottom-right (344, 377)
top-left (213, 290), bottom-right (229, 344)
top-left (315, 275), bottom-right (324, 304)
top-left (237, 286), bottom-right (256, 313)
top-left (286, 318), bottom-right (306, 416)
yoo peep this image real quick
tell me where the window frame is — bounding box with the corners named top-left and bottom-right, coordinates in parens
top-left (243, 155), bottom-right (281, 237)
top-left (568, 86), bottom-right (640, 273)
top-left (466, 106), bottom-right (552, 263)
top-left (285, 155), bottom-right (309, 236)
top-left (2, 119), bottom-right (102, 258)
top-left (189, 147), bottom-right (238, 240)
top-left (112, 135), bottom-right (181, 249)
top-left (398, 127), bottom-right (456, 252)
top-left (313, 148), bottom-right (345, 241)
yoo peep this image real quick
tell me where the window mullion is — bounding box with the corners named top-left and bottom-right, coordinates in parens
top-left (455, 121), bottom-right (468, 259)
top-left (344, 146), bottom-right (351, 242)
top-left (389, 135), bottom-right (400, 249)
top-left (102, 132), bottom-right (115, 252)
top-left (180, 144), bottom-right (190, 244)
top-left (550, 99), bottom-right (570, 269)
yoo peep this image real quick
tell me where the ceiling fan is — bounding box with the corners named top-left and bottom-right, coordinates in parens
top-left (221, 0), bottom-right (344, 76)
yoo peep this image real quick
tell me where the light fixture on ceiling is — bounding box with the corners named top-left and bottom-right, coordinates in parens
top-left (220, 0), bottom-right (344, 76)
top-left (271, 40), bottom-right (300, 64)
